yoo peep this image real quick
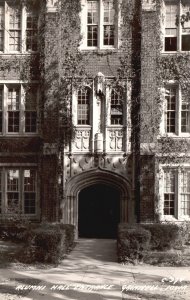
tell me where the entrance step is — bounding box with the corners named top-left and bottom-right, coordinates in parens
top-left (64, 238), bottom-right (118, 265)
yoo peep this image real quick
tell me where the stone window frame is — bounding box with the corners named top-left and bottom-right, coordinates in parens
top-left (80, 0), bottom-right (120, 50)
top-left (71, 79), bottom-right (131, 154)
top-left (0, 82), bottom-right (39, 136)
top-left (110, 88), bottom-right (123, 126)
top-left (77, 87), bottom-right (91, 125)
top-left (0, 165), bottom-right (39, 218)
top-left (159, 164), bottom-right (190, 221)
top-left (163, 0), bottom-right (190, 53)
top-left (160, 82), bottom-right (190, 137)
top-left (0, 1), bottom-right (38, 54)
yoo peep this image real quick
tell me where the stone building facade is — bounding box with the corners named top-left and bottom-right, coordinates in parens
top-left (0, 0), bottom-right (190, 238)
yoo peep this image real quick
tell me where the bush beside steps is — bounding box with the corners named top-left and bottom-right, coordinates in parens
top-left (117, 223), bottom-right (190, 265)
top-left (0, 222), bottom-right (75, 264)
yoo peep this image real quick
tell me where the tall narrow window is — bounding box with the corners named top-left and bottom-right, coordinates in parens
top-left (24, 169), bottom-right (36, 214)
top-left (25, 88), bottom-right (37, 132)
top-left (87, 1), bottom-right (98, 46)
top-left (0, 87), bottom-right (2, 133)
top-left (165, 2), bottom-right (177, 51)
top-left (26, 12), bottom-right (38, 51)
top-left (77, 88), bottom-right (90, 125)
top-left (165, 86), bottom-right (176, 133)
top-left (110, 89), bottom-right (123, 125)
top-left (7, 170), bottom-right (19, 214)
top-left (9, 5), bottom-right (21, 51)
top-left (164, 169), bottom-right (175, 215)
top-left (103, 0), bottom-right (115, 46)
top-left (181, 90), bottom-right (190, 133)
top-left (181, 170), bottom-right (190, 216)
top-left (7, 87), bottom-right (20, 133)
top-left (182, 1), bottom-right (190, 51)
top-left (0, 5), bottom-right (4, 51)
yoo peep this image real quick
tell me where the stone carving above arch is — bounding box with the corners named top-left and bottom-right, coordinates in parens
top-left (66, 167), bottom-right (131, 197)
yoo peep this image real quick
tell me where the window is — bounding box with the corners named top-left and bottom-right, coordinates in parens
top-left (163, 168), bottom-right (190, 217)
top-left (25, 87), bottom-right (37, 133)
top-left (181, 90), bottom-right (190, 133)
top-left (0, 84), bottom-right (38, 135)
top-left (83, 0), bottom-right (116, 49)
top-left (164, 85), bottom-right (190, 135)
top-left (26, 12), bottom-right (38, 51)
top-left (77, 88), bottom-right (90, 125)
top-left (87, 1), bottom-right (98, 46)
top-left (8, 87), bottom-right (20, 132)
top-left (164, 0), bottom-right (190, 51)
top-left (0, 5), bottom-right (4, 51)
top-left (0, 2), bottom-right (38, 53)
top-left (180, 170), bottom-right (190, 216)
top-left (7, 169), bottom-right (19, 213)
top-left (103, 0), bottom-right (115, 46)
top-left (164, 169), bottom-right (175, 215)
top-left (23, 169), bottom-right (36, 214)
top-left (9, 4), bottom-right (21, 51)
top-left (0, 168), bottom-right (37, 216)
top-left (110, 89), bottom-right (123, 125)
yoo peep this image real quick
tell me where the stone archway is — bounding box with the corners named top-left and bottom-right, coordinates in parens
top-left (62, 168), bottom-right (131, 237)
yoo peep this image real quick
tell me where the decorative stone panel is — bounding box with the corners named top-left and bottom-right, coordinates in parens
top-left (108, 129), bottom-right (123, 152)
top-left (73, 129), bottom-right (91, 152)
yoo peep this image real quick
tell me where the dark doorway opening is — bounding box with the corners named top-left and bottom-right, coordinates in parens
top-left (78, 184), bottom-right (120, 238)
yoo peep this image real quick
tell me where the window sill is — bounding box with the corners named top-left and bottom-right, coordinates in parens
top-left (107, 125), bottom-right (124, 128)
top-left (0, 52), bottom-right (38, 56)
top-left (0, 133), bottom-right (39, 137)
top-left (160, 216), bottom-right (190, 222)
top-left (80, 46), bottom-right (118, 52)
top-left (158, 133), bottom-right (190, 139)
top-left (75, 125), bottom-right (91, 128)
top-left (161, 50), bottom-right (190, 55)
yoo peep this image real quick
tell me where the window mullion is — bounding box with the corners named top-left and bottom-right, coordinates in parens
top-left (2, 85), bottom-right (5, 135)
top-left (99, 0), bottom-right (102, 48)
top-left (176, 168), bottom-right (180, 219)
top-left (4, 169), bottom-right (7, 214)
top-left (177, 85), bottom-right (181, 135)
top-left (4, 85), bottom-right (8, 134)
top-left (20, 85), bottom-right (25, 134)
top-left (22, 5), bottom-right (26, 53)
top-left (20, 169), bottom-right (23, 215)
top-left (4, 2), bottom-right (8, 53)
top-left (1, 169), bottom-right (5, 214)
top-left (178, 1), bottom-right (182, 51)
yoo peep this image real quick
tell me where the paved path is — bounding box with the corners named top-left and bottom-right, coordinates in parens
top-left (0, 239), bottom-right (190, 300)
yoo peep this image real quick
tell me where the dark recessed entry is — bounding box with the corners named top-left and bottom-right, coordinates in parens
top-left (78, 184), bottom-right (120, 238)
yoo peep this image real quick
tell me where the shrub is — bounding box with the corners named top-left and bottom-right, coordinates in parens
top-left (18, 223), bottom-right (75, 264)
top-left (117, 224), bottom-right (151, 263)
top-left (141, 223), bottom-right (186, 250)
top-left (0, 222), bottom-right (75, 264)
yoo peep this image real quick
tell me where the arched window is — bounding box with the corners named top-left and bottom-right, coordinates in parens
top-left (77, 88), bottom-right (90, 125)
top-left (110, 89), bottom-right (123, 125)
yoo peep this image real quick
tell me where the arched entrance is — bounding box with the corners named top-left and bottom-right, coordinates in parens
top-left (78, 184), bottom-right (120, 238)
top-left (63, 168), bottom-right (131, 238)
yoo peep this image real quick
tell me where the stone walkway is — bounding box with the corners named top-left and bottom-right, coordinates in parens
top-left (0, 239), bottom-right (190, 300)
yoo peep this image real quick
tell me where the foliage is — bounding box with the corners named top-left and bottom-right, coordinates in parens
top-left (16, 223), bottom-right (75, 263)
top-left (142, 223), bottom-right (185, 250)
top-left (117, 223), bottom-right (151, 263)
top-left (117, 222), bottom-right (190, 265)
